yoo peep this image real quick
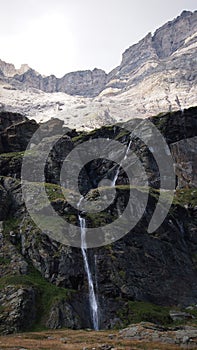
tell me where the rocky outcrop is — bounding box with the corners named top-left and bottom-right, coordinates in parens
top-left (101, 10), bottom-right (197, 120)
top-left (171, 137), bottom-right (197, 188)
top-left (119, 322), bottom-right (197, 347)
top-left (0, 238), bottom-right (28, 277)
top-left (152, 10), bottom-right (197, 58)
top-left (0, 111), bottom-right (38, 153)
top-left (107, 10), bottom-right (197, 88)
top-left (0, 59), bottom-right (31, 77)
top-left (46, 300), bottom-right (80, 329)
top-left (0, 107), bottom-right (196, 188)
top-left (0, 286), bottom-right (37, 334)
top-left (56, 68), bottom-right (107, 97)
top-left (0, 111), bottom-right (26, 131)
top-left (11, 68), bottom-right (107, 97)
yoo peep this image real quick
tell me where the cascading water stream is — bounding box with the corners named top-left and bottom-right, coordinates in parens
top-left (111, 165), bottom-right (120, 187)
top-left (78, 200), bottom-right (99, 330)
top-left (77, 137), bottom-right (132, 329)
top-left (111, 139), bottom-right (132, 186)
top-left (94, 255), bottom-right (99, 301)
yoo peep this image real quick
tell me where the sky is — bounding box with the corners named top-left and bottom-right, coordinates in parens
top-left (0, 0), bottom-right (196, 77)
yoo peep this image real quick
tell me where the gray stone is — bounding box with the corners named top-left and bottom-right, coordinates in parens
top-left (182, 335), bottom-right (190, 344)
top-left (171, 137), bottom-right (197, 188)
top-left (120, 323), bottom-right (197, 345)
top-left (0, 11), bottom-right (196, 127)
top-left (46, 300), bottom-right (81, 329)
top-left (59, 337), bottom-right (68, 343)
top-left (169, 310), bottom-right (194, 321)
top-left (0, 286), bottom-right (37, 334)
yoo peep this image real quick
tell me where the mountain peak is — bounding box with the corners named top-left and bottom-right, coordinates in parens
top-left (0, 10), bottom-right (196, 126)
top-left (17, 64), bottom-right (31, 75)
top-left (180, 10), bottom-right (193, 17)
top-left (0, 60), bottom-right (32, 77)
top-left (151, 10), bottom-right (197, 58)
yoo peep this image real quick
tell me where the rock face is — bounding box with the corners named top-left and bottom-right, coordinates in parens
top-left (2, 65), bottom-right (107, 97)
top-left (152, 10), bottom-right (197, 58)
top-left (46, 300), bottom-right (80, 329)
top-left (1, 107), bottom-right (196, 188)
top-left (0, 60), bottom-right (30, 77)
top-left (0, 11), bottom-right (196, 129)
top-left (0, 286), bottom-right (37, 334)
top-left (171, 137), bottom-right (197, 188)
top-left (0, 10), bottom-right (196, 335)
top-left (119, 322), bottom-right (197, 347)
top-left (54, 68), bottom-right (107, 97)
top-left (104, 10), bottom-right (197, 118)
top-left (0, 112), bottom-right (38, 153)
top-left (0, 107), bottom-right (197, 333)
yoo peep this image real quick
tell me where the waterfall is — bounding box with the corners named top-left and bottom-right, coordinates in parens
top-left (175, 95), bottom-right (184, 115)
top-left (78, 201), bottom-right (99, 330)
top-left (111, 165), bottom-right (120, 187)
top-left (94, 254), bottom-right (99, 298)
top-left (111, 139), bottom-right (132, 186)
top-left (124, 140), bottom-right (132, 160)
top-left (77, 136), bottom-right (132, 328)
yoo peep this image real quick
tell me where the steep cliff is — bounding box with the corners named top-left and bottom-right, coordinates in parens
top-left (0, 107), bottom-right (196, 332)
top-left (0, 60), bottom-right (31, 78)
top-left (1, 65), bottom-right (107, 97)
top-left (0, 11), bottom-right (196, 129)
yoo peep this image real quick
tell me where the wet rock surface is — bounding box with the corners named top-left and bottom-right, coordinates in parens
top-left (0, 107), bottom-right (196, 333)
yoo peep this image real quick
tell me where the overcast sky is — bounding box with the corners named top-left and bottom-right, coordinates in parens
top-left (0, 0), bottom-right (196, 77)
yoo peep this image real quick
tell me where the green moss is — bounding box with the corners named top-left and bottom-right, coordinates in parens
top-left (72, 132), bottom-right (87, 143)
top-left (87, 211), bottom-right (115, 227)
top-left (82, 185), bottom-right (197, 227)
top-left (136, 186), bottom-right (197, 208)
top-left (115, 129), bottom-right (130, 140)
top-left (119, 270), bottom-right (126, 279)
top-left (184, 307), bottom-right (197, 321)
top-left (45, 183), bottom-right (65, 201)
top-left (64, 214), bottom-right (78, 225)
top-left (3, 217), bottom-right (21, 236)
top-left (0, 151), bottom-right (25, 159)
top-left (26, 182), bottom-right (77, 203)
top-left (104, 244), bottom-right (117, 260)
top-left (117, 301), bottom-right (172, 327)
top-left (0, 149), bottom-right (41, 159)
top-left (0, 257), bottom-right (11, 265)
top-left (173, 188), bottom-right (197, 207)
top-left (0, 265), bottom-right (75, 331)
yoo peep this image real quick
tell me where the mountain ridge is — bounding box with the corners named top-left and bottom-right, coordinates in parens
top-left (1, 10), bottom-right (196, 80)
top-left (0, 10), bottom-right (196, 129)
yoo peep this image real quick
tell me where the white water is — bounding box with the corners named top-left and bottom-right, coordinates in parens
top-left (78, 200), bottom-right (99, 330)
top-left (111, 165), bottom-right (120, 187)
top-left (124, 140), bottom-right (132, 160)
top-left (111, 139), bottom-right (132, 186)
top-left (94, 254), bottom-right (99, 297)
top-left (77, 137), bottom-right (132, 328)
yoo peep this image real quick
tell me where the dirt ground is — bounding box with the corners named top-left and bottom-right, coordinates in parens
top-left (0, 329), bottom-right (181, 350)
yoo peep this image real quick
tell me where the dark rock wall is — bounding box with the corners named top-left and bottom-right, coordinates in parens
top-left (0, 107), bottom-right (196, 331)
